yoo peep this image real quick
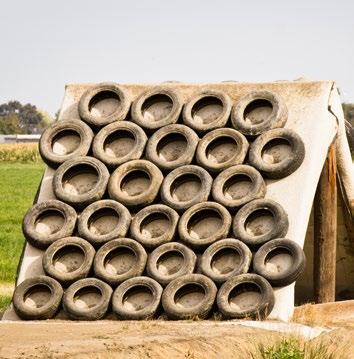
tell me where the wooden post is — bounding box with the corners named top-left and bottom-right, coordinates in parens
top-left (313, 143), bottom-right (337, 303)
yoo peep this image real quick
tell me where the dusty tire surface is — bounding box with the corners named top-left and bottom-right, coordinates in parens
top-left (146, 124), bottom-right (199, 171)
top-left (217, 273), bottom-right (275, 319)
top-left (162, 274), bottom-right (217, 319)
top-left (233, 198), bottom-right (289, 247)
top-left (178, 201), bottom-right (232, 250)
top-left (78, 82), bottom-right (131, 127)
top-left (196, 128), bottom-right (248, 172)
top-left (253, 238), bottom-right (306, 287)
top-left (13, 276), bottom-right (63, 320)
top-left (130, 204), bottom-right (179, 249)
top-left (22, 200), bottom-right (77, 249)
top-left (231, 90), bottom-right (288, 136)
top-left (147, 242), bottom-right (197, 286)
top-left (160, 165), bottom-right (212, 212)
top-left (78, 200), bottom-right (131, 246)
top-left (249, 128), bottom-right (305, 179)
top-left (112, 276), bottom-right (163, 320)
top-left (53, 156), bottom-right (109, 208)
top-left (212, 165), bottom-right (266, 210)
top-left (39, 119), bottom-right (94, 168)
top-left (63, 277), bottom-right (113, 320)
top-left (108, 160), bottom-right (163, 209)
top-left (93, 238), bottom-right (147, 286)
top-left (42, 237), bottom-right (95, 285)
top-left (200, 238), bottom-right (252, 284)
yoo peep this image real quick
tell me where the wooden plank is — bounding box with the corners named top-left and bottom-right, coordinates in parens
top-left (314, 143), bottom-right (337, 303)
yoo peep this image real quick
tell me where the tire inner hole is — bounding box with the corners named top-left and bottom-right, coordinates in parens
top-left (223, 174), bottom-right (253, 200)
top-left (243, 99), bottom-right (273, 125)
top-left (53, 245), bottom-right (85, 273)
top-left (228, 282), bottom-right (262, 311)
top-left (24, 284), bottom-right (52, 309)
top-left (140, 212), bottom-right (170, 239)
top-left (74, 286), bottom-right (102, 309)
top-left (187, 209), bottom-right (223, 240)
top-left (245, 209), bottom-right (275, 237)
top-left (88, 208), bottom-right (120, 236)
top-left (142, 94), bottom-right (173, 122)
top-left (89, 90), bottom-right (121, 118)
top-left (104, 247), bottom-right (136, 275)
top-left (156, 250), bottom-right (185, 276)
top-left (191, 96), bottom-right (223, 125)
top-left (62, 164), bottom-right (99, 195)
top-left (122, 285), bottom-right (154, 312)
top-left (261, 138), bottom-right (292, 165)
top-left (170, 173), bottom-right (202, 202)
top-left (206, 136), bottom-right (238, 164)
top-left (103, 130), bottom-right (136, 159)
top-left (211, 247), bottom-right (241, 275)
top-left (120, 170), bottom-right (151, 197)
top-left (264, 248), bottom-right (293, 274)
top-left (35, 210), bottom-right (65, 235)
top-left (156, 133), bottom-right (188, 162)
top-left (174, 283), bottom-right (205, 309)
top-left (52, 129), bottom-right (81, 156)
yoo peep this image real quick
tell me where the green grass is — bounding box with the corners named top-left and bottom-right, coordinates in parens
top-left (0, 162), bottom-right (45, 284)
top-left (0, 294), bottom-right (12, 312)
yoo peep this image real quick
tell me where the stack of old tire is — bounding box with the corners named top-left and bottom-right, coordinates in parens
top-left (13, 83), bottom-right (306, 321)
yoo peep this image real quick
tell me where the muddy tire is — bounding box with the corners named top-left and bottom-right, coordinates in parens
top-left (131, 87), bottom-right (183, 130)
top-left (13, 276), bottom-right (63, 320)
top-left (162, 274), bottom-right (217, 319)
top-left (200, 238), bottom-right (252, 284)
top-left (39, 119), bottom-right (94, 168)
top-left (212, 165), bottom-right (266, 210)
top-left (249, 128), bottom-right (305, 179)
top-left (160, 165), bottom-right (212, 212)
top-left (146, 124), bottom-right (199, 171)
top-left (93, 238), bottom-right (147, 286)
top-left (78, 200), bottom-right (131, 247)
top-left (53, 156), bottom-right (109, 208)
top-left (178, 202), bottom-right (231, 250)
top-left (78, 83), bottom-right (131, 127)
top-left (183, 90), bottom-right (231, 132)
top-left (22, 200), bottom-right (77, 249)
top-left (63, 278), bottom-right (113, 320)
top-left (233, 199), bottom-right (289, 247)
top-left (42, 237), bottom-right (95, 285)
top-left (112, 276), bottom-right (163, 320)
top-left (93, 121), bottom-right (147, 168)
top-left (108, 160), bottom-right (163, 209)
top-left (147, 242), bottom-right (197, 286)
top-left (231, 91), bottom-right (288, 136)
top-left (196, 128), bottom-right (248, 172)
top-left (217, 273), bottom-right (275, 319)
top-left (130, 204), bottom-right (179, 249)
top-left (253, 238), bottom-right (306, 287)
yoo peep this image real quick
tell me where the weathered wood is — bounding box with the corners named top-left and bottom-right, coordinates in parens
top-left (314, 143), bottom-right (337, 303)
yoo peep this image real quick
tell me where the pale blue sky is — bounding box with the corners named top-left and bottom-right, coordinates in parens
top-left (0, 0), bottom-right (353, 114)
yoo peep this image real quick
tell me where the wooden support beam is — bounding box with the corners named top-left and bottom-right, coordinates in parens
top-left (314, 143), bottom-right (337, 303)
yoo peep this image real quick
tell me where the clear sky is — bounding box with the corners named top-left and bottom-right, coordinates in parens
top-left (0, 0), bottom-right (353, 115)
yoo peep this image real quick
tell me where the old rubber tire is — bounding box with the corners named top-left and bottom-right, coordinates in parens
top-left (212, 165), bottom-right (266, 210)
top-left (53, 156), bottom-right (109, 208)
top-left (131, 87), bottom-right (183, 130)
top-left (78, 82), bottom-right (131, 127)
top-left (112, 276), bottom-right (163, 320)
top-left (160, 165), bottom-right (212, 212)
top-left (93, 121), bottom-right (147, 168)
top-left (233, 199), bottom-right (289, 247)
top-left (231, 90), bottom-right (288, 136)
top-left (217, 273), bottom-right (275, 319)
top-left (253, 238), bottom-right (306, 287)
top-left (196, 128), bottom-right (248, 172)
top-left (248, 128), bottom-right (305, 179)
top-left (78, 200), bottom-right (131, 247)
top-left (162, 274), bottom-right (217, 320)
top-left (93, 238), bottom-right (147, 286)
top-left (39, 119), bottom-right (94, 168)
top-left (147, 242), bottom-right (197, 286)
top-left (183, 90), bottom-right (232, 133)
top-left (200, 238), bottom-right (252, 284)
top-left (42, 237), bottom-right (95, 285)
top-left (108, 160), bottom-right (163, 209)
top-left (13, 276), bottom-right (63, 320)
top-left (178, 201), bottom-right (231, 250)
top-left (22, 200), bottom-right (77, 249)
top-left (130, 204), bottom-right (179, 249)
top-left (146, 124), bottom-right (199, 171)
top-left (63, 277), bottom-right (112, 320)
